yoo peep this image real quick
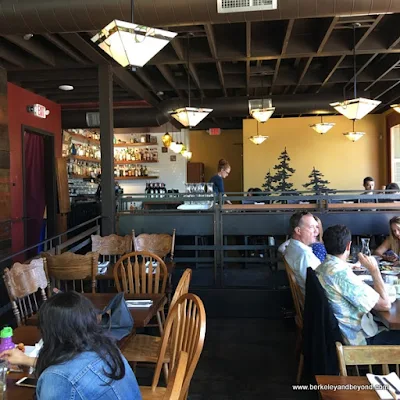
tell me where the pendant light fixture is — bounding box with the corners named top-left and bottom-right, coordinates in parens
top-left (309, 115), bottom-right (335, 135)
top-left (249, 121), bottom-right (269, 145)
top-left (91, 0), bottom-right (177, 68)
top-left (162, 132), bottom-right (172, 148)
top-left (390, 104), bottom-right (400, 114)
top-left (330, 23), bottom-right (381, 119)
top-left (170, 35), bottom-right (212, 127)
top-left (170, 130), bottom-right (184, 154)
top-left (249, 71), bottom-right (275, 123)
top-left (343, 120), bottom-right (365, 142)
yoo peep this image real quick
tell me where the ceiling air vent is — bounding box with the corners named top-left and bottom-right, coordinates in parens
top-left (217, 0), bottom-right (277, 13)
top-left (86, 112), bottom-right (100, 127)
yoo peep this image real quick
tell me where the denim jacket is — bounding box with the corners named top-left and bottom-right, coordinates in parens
top-left (36, 351), bottom-right (142, 399)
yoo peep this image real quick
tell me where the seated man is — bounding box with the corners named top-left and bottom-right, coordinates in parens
top-left (363, 176), bottom-right (375, 194)
top-left (316, 225), bottom-right (400, 345)
top-left (284, 211), bottom-right (321, 294)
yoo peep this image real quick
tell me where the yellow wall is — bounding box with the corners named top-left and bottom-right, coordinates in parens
top-left (243, 115), bottom-right (386, 192)
top-left (189, 129), bottom-right (243, 192)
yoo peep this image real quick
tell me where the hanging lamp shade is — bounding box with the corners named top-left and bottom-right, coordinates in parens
top-left (249, 135), bottom-right (269, 145)
top-left (309, 115), bottom-right (335, 134)
top-left (248, 99), bottom-right (275, 123)
top-left (330, 98), bottom-right (381, 120)
top-left (169, 107), bottom-right (213, 128)
top-left (343, 131), bottom-right (365, 142)
top-left (343, 120), bottom-right (365, 142)
top-left (91, 20), bottom-right (177, 68)
top-left (181, 150), bottom-right (193, 160)
top-left (249, 121), bottom-right (268, 145)
top-left (391, 104), bottom-right (400, 114)
top-left (310, 122), bottom-right (335, 134)
top-left (162, 132), bottom-right (172, 148)
top-left (330, 23), bottom-right (381, 120)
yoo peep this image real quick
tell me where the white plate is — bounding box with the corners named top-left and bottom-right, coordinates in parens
top-left (381, 270), bottom-right (400, 275)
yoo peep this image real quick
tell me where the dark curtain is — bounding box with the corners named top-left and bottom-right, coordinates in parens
top-left (24, 131), bottom-right (46, 247)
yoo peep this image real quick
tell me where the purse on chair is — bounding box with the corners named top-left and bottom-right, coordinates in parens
top-left (100, 293), bottom-right (134, 340)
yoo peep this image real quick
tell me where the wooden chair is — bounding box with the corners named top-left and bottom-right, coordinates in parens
top-left (163, 352), bottom-right (188, 400)
top-left (3, 258), bottom-right (48, 326)
top-left (122, 269), bottom-right (192, 378)
top-left (140, 293), bottom-right (206, 400)
top-left (91, 234), bottom-right (132, 263)
top-left (283, 257), bottom-right (305, 383)
top-left (42, 251), bottom-right (99, 294)
top-left (336, 342), bottom-right (400, 376)
top-left (133, 229), bottom-right (176, 261)
top-left (113, 251), bottom-right (168, 333)
top-left (132, 229), bottom-right (176, 305)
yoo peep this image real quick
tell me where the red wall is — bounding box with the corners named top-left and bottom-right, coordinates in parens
top-left (8, 83), bottom-right (62, 253)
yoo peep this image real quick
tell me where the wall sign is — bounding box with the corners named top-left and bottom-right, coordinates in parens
top-left (27, 104), bottom-right (50, 119)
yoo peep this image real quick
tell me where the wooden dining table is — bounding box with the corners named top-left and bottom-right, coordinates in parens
top-left (316, 375), bottom-right (382, 399)
top-left (373, 299), bottom-right (400, 330)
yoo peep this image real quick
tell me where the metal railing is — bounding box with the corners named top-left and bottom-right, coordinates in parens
top-left (0, 216), bottom-right (102, 266)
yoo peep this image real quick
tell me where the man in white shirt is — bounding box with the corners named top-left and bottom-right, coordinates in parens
top-left (284, 212), bottom-right (321, 294)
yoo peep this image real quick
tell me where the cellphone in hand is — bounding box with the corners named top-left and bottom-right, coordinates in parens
top-left (15, 377), bottom-right (37, 388)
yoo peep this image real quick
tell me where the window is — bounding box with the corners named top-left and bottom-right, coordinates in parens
top-left (391, 124), bottom-right (400, 185)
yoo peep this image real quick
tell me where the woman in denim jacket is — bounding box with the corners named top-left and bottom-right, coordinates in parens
top-left (0, 291), bottom-right (142, 399)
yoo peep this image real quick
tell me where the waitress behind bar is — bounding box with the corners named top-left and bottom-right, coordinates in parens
top-left (209, 159), bottom-right (232, 204)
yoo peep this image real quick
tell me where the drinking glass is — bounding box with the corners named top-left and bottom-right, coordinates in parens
top-left (0, 360), bottom-right (7, 394)
top-left (385, 284), bottom-right (397, 303)
top-left (361, 238), bottom-right (371, 256)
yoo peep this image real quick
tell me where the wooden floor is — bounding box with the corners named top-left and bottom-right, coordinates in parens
top-left (136, 318), bottom-right (317, 399)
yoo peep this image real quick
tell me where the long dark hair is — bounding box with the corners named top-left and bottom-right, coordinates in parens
top-left (36, 291), bottom-right (125, 381)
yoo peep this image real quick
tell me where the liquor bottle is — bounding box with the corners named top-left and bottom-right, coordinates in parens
top-left (143, 166), bottom-right (148, 176)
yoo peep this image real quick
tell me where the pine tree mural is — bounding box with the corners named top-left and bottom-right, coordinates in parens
top-left (272, 147), bottom-right (297, 192)
top-left (262, 169), bottom-right (275, 192)
top-left (303, 167), bottom-right (335, 194)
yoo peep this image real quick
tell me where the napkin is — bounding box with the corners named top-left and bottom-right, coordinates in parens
top-left (367, 372), bottom-right (400, 399)
top-left (125, 300), bottom-right (153, 308)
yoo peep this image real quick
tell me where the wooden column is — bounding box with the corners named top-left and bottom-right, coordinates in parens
top-left (99, 64), bottom-right (115, 235)
top-left (0, 68), bottom-right (10, 262)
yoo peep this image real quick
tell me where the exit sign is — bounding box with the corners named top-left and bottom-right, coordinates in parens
top-left (208, 128), bottom-right (221, 136)
top-left (27, 104), bottom-right (50, 118)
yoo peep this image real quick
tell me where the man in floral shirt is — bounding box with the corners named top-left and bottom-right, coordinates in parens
top-left (316, 225), bottom-right (400, 345)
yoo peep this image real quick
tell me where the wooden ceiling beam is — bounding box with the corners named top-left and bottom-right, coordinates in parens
top-left (61, 33), bottom-right (109, 65)
top-left (365, 56), bottom-right (400, 90)
top-left (157, 65), bottom-right (185, 98)
top-left (316, 55), bottom-right (346, 93)
top-left (270, 19), bottom-right (294, 95)
top-left (293, 58), bottom-right (313, 94)
top-left (135, 68), bottom-right (163, 99)
top-left (4, 35), bottom-right (56, 67)
top-left (373, 81), bottom-right (400, 100)
top-left (170, 38), bottom-right (205, 98)
top-left (317, 17), bottom-right (338, 54)
top-left (113, 67), bottom-right (160, 107)
top-left (0, 43), bottom-right (26, 68)
top-left (42, 34), bottom-right (89, 65)
top-left (204, 23), bottom-right (227, 97)
top-left (355, 15), bottom-right (384, 50)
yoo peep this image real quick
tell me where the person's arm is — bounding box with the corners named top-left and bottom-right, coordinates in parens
top-left (358, 253), bottom-right (391, 311)
top-left (374, 238), bottom-right (394, 260)
top-left (0, 348), bottom-right (36, 367)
